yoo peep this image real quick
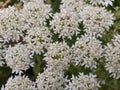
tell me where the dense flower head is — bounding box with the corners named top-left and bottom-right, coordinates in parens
top-left (36, 67), bottom-right (65, 90)
top-left (0, 6), bottom-right (23, 42)
top-left (65, 73), bottom-right (100, 90)
top-left (72, 34), bottom-right (103, 69)
top-left (43, 42), bottom-right (71, 89)
top-left (89, 0), bottom-right (114, 6)
top-left (14, 0), bottom-right (53, 55)
top-left (60, 0), bottom-right (86, 15)
top-left (21, 0), bottom-right (52, 31)
top-left (50, 9), bottom-right (80, 39)
top-left (61, 0), bottom-right (114, 37)
top-left (24, 26), bottom-right (52, 55)
top-left (44, 41), bottom-right (71, 69)
top-left (5, 44), bottom-right (34, 73)
top-left (80, 6), bottom-right (114, 37)
top-left (104, 35), bottom-right (120, 79)
top-left (1, 75), bottom-right (36, 90)
top-left (44, 41), bottom-right (70, 59)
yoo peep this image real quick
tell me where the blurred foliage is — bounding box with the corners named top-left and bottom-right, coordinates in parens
top-left (0, 0), bottom-right (120, 90)
top-left (45, 0), bottom-right (61, 13)
top-left (0, 65), bottom-right (11, 87)
top-left (0, 0), bottom-right (20, 8)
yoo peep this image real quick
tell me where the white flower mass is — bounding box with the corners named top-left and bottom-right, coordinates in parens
top-left (2, 75), bottom-right (36, 90)
top-left (72, 34), bottom-right (103, 69)
top-left (24, 26), bottom-right (52, 54)
top-left (21, 0), bottom-right (51, 30)
top-left (36, 67), bottom-right (65, 90)
top-left (5, 44), bottom-right (34, 73)
top-left (104, 35), bottom-right (120, 79)
top-left (0, 0), bottom-right (119, 90)
top-left (50, 10), bottom-right (80, 39)
top-left (60, 0), bottom-right (86, 15)
top-left (65, 73), bottom-right (100, 90)
top-left (80, 6), bottom-right (114, 37)
top-left (0, 7), bottom-right (23, 42)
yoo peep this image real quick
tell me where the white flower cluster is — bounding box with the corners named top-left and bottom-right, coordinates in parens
top-left (36, 67), bottom-right (65, 90)
top-left (65, 73), bottom-right (100, 90)
top-left (0, 0), bottom-right (52, 73)
top-left (71, 34), bottom-right (103, 69)
top-left (60, 0), bottom-right (86, 14)
top-left (5, 44), bottom-right (34, 73)
top-left (50, 10), bottom-right (79, 39)
top-left (0, 7), bottom-right (23, 42)
top-left (44, 41), bottom-right (71, 69)
top-left (21, 0), bottom-right (52, 55)
top-left (104, 35), bottom-right (120, 79)
top-left (36, 42), bottom-right (71, 90)
top-left (0, 0), bottom-right (119, 89)
top-left (80, 6), bottom-right (114, 37)
top-left (60, 0), bottom-right (114, 37)
top-left (24, 26), bottom-right (51, 55)
top-left (21, 0), bottom-right (51, 30)
top-left (1, 75), bottom-right (36, 90)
